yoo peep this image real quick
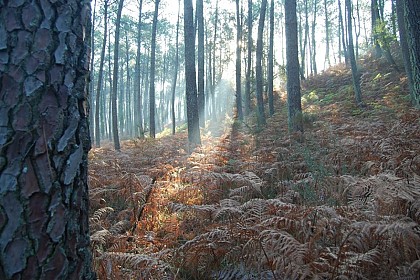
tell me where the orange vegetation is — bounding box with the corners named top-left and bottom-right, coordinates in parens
top-left (88, 56), bottom-right (420, 279)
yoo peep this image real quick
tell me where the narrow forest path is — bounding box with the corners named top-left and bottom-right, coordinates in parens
top-left (88, 57), bottom-right (420, 280)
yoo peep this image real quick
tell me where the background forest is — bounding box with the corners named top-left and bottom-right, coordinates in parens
top-left (87, 0), bottom-right (420, 279)
top-left (90, 0), bottom-right (417, 147)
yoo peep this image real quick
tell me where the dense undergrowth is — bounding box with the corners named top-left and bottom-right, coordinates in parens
top-left (88, 54), bottom-right (420, 279)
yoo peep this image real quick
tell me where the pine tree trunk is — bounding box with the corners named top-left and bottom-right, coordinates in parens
top-left (235, 0), bottom-right (244, 120)
top-left (244, 0), bottom-right (253, 116)
top-left (112, 0), bottom-right (124, 150)
top-left (300, 0), bottom-right (309, 80)
top-left (311, 0), bottom-right (318, 75)
top-left (95, 0), bottom-right (109, 148)
top-left (346, 0), bottom-right (363, 105)
top-left (149, 0), bottom-right (160, 138)
top-left (212, 0), bottom-right (219, 121)
top-left (172, 0), bottom-right (181, 135)
top-left (324, 0), bottom-right (331, 68)
top-left (371, 0), bottom-right (383, 58)
top-left (268, 0), bottom-right (275, 116)
top-left (285, 0), bottom-right (303, 133)
top-left (338, 0), bottom-right (349, 64)
top-left (396, 0), bottom-right (413, 95)
top-left (403, 0), bottom-right (420, 108)
top-left (134, 0), bottom-right (144, 138)
top-left (0, 0), bottom-right (95, 278)
top-left (256, 0), bottom-right (268, 126)
top-left (124, 31), bottom-right (132, 138)
top-left (197, 0), bottom-right (206, 126)
top-left (108, 31), bottom-right (113, 141)
top-left (184, 0), bottom-right (201, 147)
top-left (90, 0), bottom-right (97, 146)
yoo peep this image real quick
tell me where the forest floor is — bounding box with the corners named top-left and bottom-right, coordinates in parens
top-left (88, 54), bottom-right (420, 280)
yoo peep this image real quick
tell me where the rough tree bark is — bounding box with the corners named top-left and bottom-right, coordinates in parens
top-left (0, 0), bottom-right (95, 278)
top-left (90, 0), bottom-right (97, 145)
top-left (401, 0), bottom-right (420, 108)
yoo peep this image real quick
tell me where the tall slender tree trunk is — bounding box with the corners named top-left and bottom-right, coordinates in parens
top-left (300, 0), bottom-right (309, 79)
top-left (95, 0), bottom-right (109, 148)
top-left (206, 25), bottom-right (213, 119)
top-left (101, 77), bottom-right (107, 137)
top-left (391, 0), bottom-right (397, 38)
top-left (371, 0), bottom-right (383, 58)
top-left (172, 0), bottom-right (181, 135)
top-left (245, 0), bottom-right (253, 116)
top-left (184, 0), bottom-right (201, 147)
top-left (285, 0), bottom-right (303, 133)
top-left (338, 0), bottom-right (349, 64)
top-left (112, 0), bottom-right (124, 150)
top-left (324, 0), bottom-right (331, 68)
top-left (124, 30), bottom-right (132, 138)
top-left (346, 0), bottom-right (363, 105)
top-left (197, 0), bottom-right (205, 126)
top-left (118, 67), bottom-right (125, 136)
top-left (235, 0), bottom-right (244, 120)
top-left (354, 0), bottom-right (361, 59)
top-left (0, 0), bottom-right (95, 278)
top-left (108, 28), bottom-right (113, 141)
top-left (311, 0), bottom-right (318, 75)
top-left (143, 50), bottom-right (150, 131)
top-left (256, 0), bottom-right (268, 126)
top-left (212, 0), bottom-right (219, 121)
top-left (149, 0), bottom-right (160, 138)
top-left (268, 0), bottom-right (275, 116)
top-left (134, 0), bottom-right (144, 138)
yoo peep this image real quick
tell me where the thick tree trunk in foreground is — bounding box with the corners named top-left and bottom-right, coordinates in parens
top-left (285, 0), bottom-right (303, 133)
top-left (0, 0), bottom-right (95, 279)
top-left (402, 0), bottom-right (420, 108)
